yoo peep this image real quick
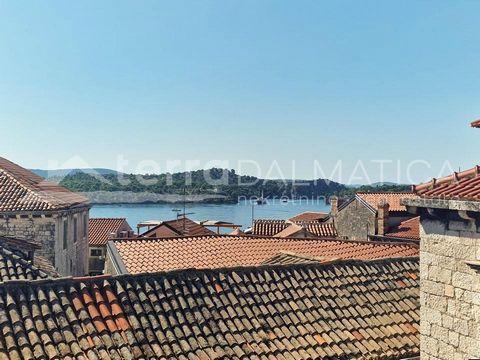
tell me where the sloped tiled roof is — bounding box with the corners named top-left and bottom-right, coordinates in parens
top-left (252, 219), bottom-right (336, 237)
top-left (89, 218), bottom-right (131, 246)
top-left (356, 192), bottom-right (418, 213)
top-left (412, 166), bottom-right (480, 201)
top-left (385, 217), bottom-right (421, 241)
top-left (111, 234), bottom-right (419, 273)
top-left (0, 257), bottom-right (420, 359)
top-left (141, 217), bottom-right (215, 238)
top-left (0, 243), bottom-right (49, 281)
top-left (288, 211), bottom-right (328, 222)
top-left (471, 119), bottom-right (480, 128)
top-left (0, 157), bottom-right (89, 212)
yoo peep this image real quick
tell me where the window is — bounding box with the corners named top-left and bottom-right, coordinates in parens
top-left (73, 217), bottom-right (78, 243)
top-left (90, 248), bottom-right (103, 257)
top-left (63, 219), bottom-right (68, 249)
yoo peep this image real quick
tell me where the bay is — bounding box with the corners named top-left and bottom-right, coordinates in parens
top-left (90, 200), bottom-right (331, 233)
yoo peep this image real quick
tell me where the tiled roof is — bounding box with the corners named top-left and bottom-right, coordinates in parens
top-left (252, 219), bottom-right (337, 237)
top-left (0, 257), bottom-right (420, 359)
top-left (141, 217), bottom-right (215, 238)
top-left (356, 192), bottom-right (418, 213)
top-left (0, 243), bottom-right (49, 281)
top-left (412, 165), bottom-right (480, 201)
top-left (288, 211), bottom-right (328, 222)
top-left (111, 234), bottom-right (419, 273)
top-left (385, 217), bottom-right (421, 241)
top-left (0, 157), bottom-right (89, 212)
top-left (471, 119), bottom-right (480, 128)
top-left (89, 218), bottom-right (130, 246)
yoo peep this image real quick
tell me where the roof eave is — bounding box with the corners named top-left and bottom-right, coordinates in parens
top-left (402, 197), bottom-right (480, 213)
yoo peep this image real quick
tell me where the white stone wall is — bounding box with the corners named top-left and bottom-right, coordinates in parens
top-left (420, 217), bottom-right (480, 359)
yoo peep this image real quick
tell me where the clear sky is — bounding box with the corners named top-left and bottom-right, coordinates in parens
top-left (0, 0), bottom-right (479, 184)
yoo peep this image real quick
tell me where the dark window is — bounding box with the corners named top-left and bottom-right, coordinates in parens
top-left (74, 217), bottom-right (78, 243)
top-left (90, 248), bottom-right (103, 257)
top-left (63, 219), bottom-right (68, 249)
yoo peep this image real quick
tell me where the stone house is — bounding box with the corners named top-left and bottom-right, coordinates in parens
top-left (403, 165), bottom-right (480, 359)
top-left (88, 217), bottom-right (133, 275)
top-left (0, 157), bottom-right (90, 276)
top-left (330, 192), bottom-right (418, 240)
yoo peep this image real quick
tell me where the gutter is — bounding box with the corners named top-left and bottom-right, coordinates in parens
top-left (106, 240), bottom-right (128, 275)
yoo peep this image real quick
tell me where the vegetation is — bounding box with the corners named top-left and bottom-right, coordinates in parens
top-left (58, 168), bottom-right (411, 203)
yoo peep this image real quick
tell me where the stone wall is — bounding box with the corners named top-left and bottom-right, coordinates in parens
top-left (332, 199), bottom-right (376, 239)
top-left (420, 217), bottom-right (480, 359)
top-left (0, 207), bottom-right (89, 276)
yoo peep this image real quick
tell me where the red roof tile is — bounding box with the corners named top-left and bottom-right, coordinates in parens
top-left (0, 257), bottom-right (420, 359)
top-left (471, 119), bottom-right (480, 128)
top-left (252, 219), bottom-right (336, 237)
top-left (89, 218), bottom-right (131, 246)
top-left (412, 165), bottom-right (480, 201)
top-left (0, 157), bottom-right (89, 212)
top-left (111, 234), bottom-right (418, 273)
top-left (356, 192), bottom-right (418, 212)
top-left (288, 211), bottom-right (328, 222)
top-left (140, 217), bottom-right (215, 238)
top-left (385, 217), bottom-right (420, 240)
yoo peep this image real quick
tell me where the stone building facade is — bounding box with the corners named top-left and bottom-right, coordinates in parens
top-left (330, 192), bottom-right (417, 240)
top-left (404, 166), bottom-right (480, 360)
top-left (0, 157), bottom-right (90, 276)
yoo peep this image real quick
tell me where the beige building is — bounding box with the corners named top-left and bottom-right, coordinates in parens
top-left (0, 157), bottom-right (90, 276)
top-left (404, 165), bottom-right (480, 359)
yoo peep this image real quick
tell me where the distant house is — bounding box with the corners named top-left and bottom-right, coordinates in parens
top-left (88, 218), bottom-right (133, 275)
top-left (403, 164), bottom-right (480, 359)
top-left (252, 219), bottom-right (337, 237)
top-left (369, 217), bottom-right (420, 243)
top-left (330, 192), bottom-right (418, 240)
top-left (105, 233), bottom-right (418, 274)
top-left (139, 217), bottom-right (215, 238)
top-left (0, 157), bottom-right (90, 276)
top-left (288, 211), bottom-right (328, 222)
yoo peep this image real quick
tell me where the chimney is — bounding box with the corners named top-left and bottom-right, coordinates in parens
top-left (330, 196), bottom-right (339, 216)
top-left (377, 201), bottom-right (390, 236)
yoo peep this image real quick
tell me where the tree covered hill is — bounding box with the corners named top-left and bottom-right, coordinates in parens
top-left (57, 168), bottom-right (347, 203)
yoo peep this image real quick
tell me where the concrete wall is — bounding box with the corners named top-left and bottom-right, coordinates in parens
top-left (420, 216), bottom-right (480, 359)
top-left (0, 207), bottom-right (89, 276)
top-left (333, 199), bottom-right (376, 240)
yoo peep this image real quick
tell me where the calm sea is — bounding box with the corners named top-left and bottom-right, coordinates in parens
top-left (90, 200), bottom-right (331, 233)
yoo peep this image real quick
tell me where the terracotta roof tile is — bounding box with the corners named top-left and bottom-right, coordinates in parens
top-left (385, 217), bottom-right (420, 240)
top-left (112, 234), bottom-right (418, 273)
top-left (0, 257), bottom-right (420, 359)
top-left (471, 119), bottom-right (480, 128)
top-left (288, 211), bottom-right (328, 222)
top-left (0, 242), bottom-right (49, 281)
top-left (412, 165), bottom-right (480, 201)
top-left (0, 157), bottom-right (89, 212)
top-left (89, 218), bottom-right (131, 246)
top-left (253, 219), bottom-right (337, 237)
top-left (140, 217), bottom-right (215, 238)
top-left (356, 192), bottom-right (418, 212)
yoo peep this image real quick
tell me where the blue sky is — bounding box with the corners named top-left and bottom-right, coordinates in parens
top-left (0, 1), bottom-right (479, 184)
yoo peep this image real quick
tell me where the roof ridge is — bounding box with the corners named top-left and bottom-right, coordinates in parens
top-left (413, 165), bottom-right (480, 194)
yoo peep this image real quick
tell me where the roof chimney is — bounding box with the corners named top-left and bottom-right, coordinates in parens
top-left (377, 201), bottom-right (390, 236)
top-left (330, 196), bottom-right (339, 216)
